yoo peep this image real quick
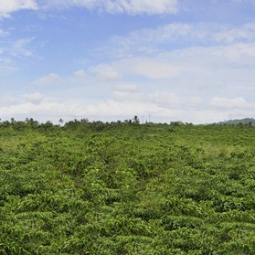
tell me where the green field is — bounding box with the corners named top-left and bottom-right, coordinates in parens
top-left (1, 120), bottom-right (255, 254)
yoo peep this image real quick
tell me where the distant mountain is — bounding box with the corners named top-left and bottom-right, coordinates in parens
top-left (217, 118), bottom-right (255, 126)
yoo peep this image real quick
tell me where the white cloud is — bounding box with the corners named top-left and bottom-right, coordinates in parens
top-left (1, 96), bottom-right (18, 105)
top-left (40, 0), bottom-right (178, 14)
top-left (210, 97), bottom-right (252, 109)
top-left (122, 57), bottom-right (187, 79)
top-left (164, 43), bottom-right (255, 71)
top-left (22, 92), bottom-right (43, 104)
top-left (0, 29), bottom-right (9, 37)
top-left (113, 84), bottom-right (142, 102)
top-left (1, 90), bottom-right (255, 124)
top-left (105, 21), bottom-right (255, 59)
top-left (102, 0), bottom-right (178, 14)
top-left (91, 57), bottom-right (188, 80)
top-left (0, 37), bottom-right (36, 66)
top-left (106, 23), bottom-right (193, 58)
top-left (33, 73), bottom-right (61, 86)
top-left (0, 0), bottom-right (178, 17)
top-left (190, 97), bottom-right (203, 107)
top-left (215, 22), bottom-right (255, 44)
top-left (114, 84), bottom-right (138, 92)
top-left (97, 71), bottom-right (122, 82)
top-left (73, 69), bottom-right (87, 80)
top-left (10, 37), bottom-right (35, 57)
top-left (148, 92), bottom-right (183, 108)
top-left (103, 41), bottom-right (255, 84)
top-left (218, 42), bottom-right (255, 63)
top-left (89, 64), bottom-right (122, 82)
top-left (0, 65), bottom-right (18, 75)
top-left (109, 23), bottom-right (192, 54)
top-left (0, 0), bottom-right (38, 18)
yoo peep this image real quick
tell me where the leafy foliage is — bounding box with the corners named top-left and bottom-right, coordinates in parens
top-left (1, 121), bottom-right (255, 254)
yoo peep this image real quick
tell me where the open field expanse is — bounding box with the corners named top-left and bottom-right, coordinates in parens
top-left (1, 121), bottom-right (255, 254)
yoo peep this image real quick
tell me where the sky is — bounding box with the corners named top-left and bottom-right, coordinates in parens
top-left (0, 0), bottom-right (255, 124)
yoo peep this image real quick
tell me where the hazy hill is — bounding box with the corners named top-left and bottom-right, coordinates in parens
top-left (217, 118), bottom-right (255, 126)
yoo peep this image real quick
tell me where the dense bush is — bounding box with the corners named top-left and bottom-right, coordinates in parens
top-left (0, 122), bottom-right (255, 254)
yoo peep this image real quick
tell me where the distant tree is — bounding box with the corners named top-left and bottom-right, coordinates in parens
top-left (133, 115), bottom-right (140, 125)
top-left (2, 120), bottom-right (10, 127)
top-left (80, 118), bottom-right (89, 124)
top-left (170, 121), bottom-right (184, 126)
top-left (41, 120), bottom-right (53, 128)
top-left (238, 122), bottom-right (244, 127)
top-left (24, 118), bottom-right (39, 127)
top-left (13, 121), bottom-right (26, 130)
top-left (92, 120), bottom-right (105, 131)
top-left (59, 118), bottom-right (64, 125)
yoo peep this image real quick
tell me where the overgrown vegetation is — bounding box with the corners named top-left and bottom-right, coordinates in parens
top-left (1, 119), bottom-right (255, 254)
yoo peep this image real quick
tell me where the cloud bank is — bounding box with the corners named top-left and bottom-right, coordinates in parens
top-left (1, 90), bottom-right (254, 124)
top-left (0, 0), bottom-right (178, 17)
top-left (0, 0), bottom-right (38, 18)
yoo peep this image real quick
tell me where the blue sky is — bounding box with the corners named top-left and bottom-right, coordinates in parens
top-left (0, 0), bottom-right (255, 124)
